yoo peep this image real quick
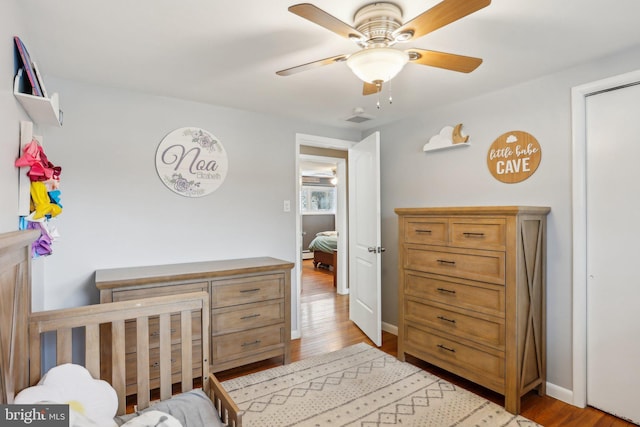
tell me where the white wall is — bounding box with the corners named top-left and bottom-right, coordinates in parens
top-left (34, 77), bottom-right (359, 338)
top-left (0, 0), bottom-right (30, 232)
top-left (377, 45), bottom-right (640, 396)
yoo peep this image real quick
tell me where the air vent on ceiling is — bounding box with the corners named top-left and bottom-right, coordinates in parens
top-left (344, 107), bottom-right (374, 123)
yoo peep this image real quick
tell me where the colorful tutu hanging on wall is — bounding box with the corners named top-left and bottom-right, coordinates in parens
top-left (15, 138), bottom-right (62, 257)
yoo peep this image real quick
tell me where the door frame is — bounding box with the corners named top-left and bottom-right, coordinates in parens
top-left (571, 68), bottom-right (640, 408)
top-left (293, 133), bottom-right (356, 339)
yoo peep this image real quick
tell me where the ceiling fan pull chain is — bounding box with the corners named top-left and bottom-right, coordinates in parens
top-left (388, 80), bottom-right (393, 105)
top-left (376, 89), bottom-right (381, 109)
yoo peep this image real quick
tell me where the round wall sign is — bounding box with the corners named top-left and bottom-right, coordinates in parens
top-left (155, 127), bottom-right (228, 197)
top-left (486, 130), bottom-right (541, 183)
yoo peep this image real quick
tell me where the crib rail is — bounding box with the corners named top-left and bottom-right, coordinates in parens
top-left (28, 292), bottom-right (210, 415)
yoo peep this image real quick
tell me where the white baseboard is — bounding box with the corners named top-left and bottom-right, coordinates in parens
top-left (382, 322), bottom-right (398, 336)
top-left (546, 382), bottom-right (576, 406)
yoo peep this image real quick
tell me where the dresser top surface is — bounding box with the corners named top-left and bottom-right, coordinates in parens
top-left (394, 206), bottom-right (550, 216)
top-left (95, 256), bottom-right (294, 289)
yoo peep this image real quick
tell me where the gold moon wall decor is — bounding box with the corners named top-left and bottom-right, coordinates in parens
top-left (487, 131), bottom-right (541, 183)
top-left (423, 123), bottom-right (470, 152)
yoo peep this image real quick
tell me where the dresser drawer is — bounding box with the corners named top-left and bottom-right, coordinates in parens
top-left (112, 282), bottom-right (208, 302)
top-left (450, 218), bottom-right (506, 250)
top-left (404, 245), bottom-right (505, 285)
top-left (405, 272), bottom-right (504, 317)
top-left (212, 300), bottom-right (285, 334)
top-left (125, 341), bottom-right (202, 395)
top-left (212, 324), bottom-right (284, 361)
top-left (124, 312), bottom-right (202, 353)
top-left (211, 274), bottom-right (284, 308)
top-left (403, 217), bottom-right (448, 245)
top-left (405, 324), bottom-right (504, 387)
top-left (405, 299), bottom-right (504, 349)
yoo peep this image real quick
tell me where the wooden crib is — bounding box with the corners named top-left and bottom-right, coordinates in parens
top-left (0, 230), bottom-right (241, 426)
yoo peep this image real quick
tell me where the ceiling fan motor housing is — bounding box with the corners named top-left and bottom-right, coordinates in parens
top-left (353, 2), bottom-right (404, 46)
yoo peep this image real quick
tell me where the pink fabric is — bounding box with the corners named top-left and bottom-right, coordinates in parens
top-left (15, 139), bottom-right (61, 182)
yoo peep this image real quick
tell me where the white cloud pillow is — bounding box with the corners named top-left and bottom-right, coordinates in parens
top-left (15, 363), bottom-right (118, 427)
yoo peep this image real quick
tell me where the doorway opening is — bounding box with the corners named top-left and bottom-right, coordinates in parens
top-left (293, 134), bottom-right (354, 340)
top-left (299, 154), bottom-right (343, 290)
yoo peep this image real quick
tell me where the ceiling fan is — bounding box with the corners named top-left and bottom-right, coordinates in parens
top-left (276, 0), bottom-right (491, 96)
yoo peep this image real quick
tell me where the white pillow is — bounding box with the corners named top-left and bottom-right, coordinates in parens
top-left (15, 363), bottom-right (118, 427)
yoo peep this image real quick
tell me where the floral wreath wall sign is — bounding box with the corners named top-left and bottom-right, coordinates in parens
top-left (155, 127), bottom-right (228, 197)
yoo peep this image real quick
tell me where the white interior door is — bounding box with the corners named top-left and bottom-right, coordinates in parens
top-left (348, 132), bottom-right (382, 346)
top-left (586, 82), bottom-right (640, 424)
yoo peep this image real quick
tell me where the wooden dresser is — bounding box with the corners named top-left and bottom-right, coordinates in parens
top-left (96, 257), bottom-right (293, 392)
top-left (395, 206), bottom-right (550, 414)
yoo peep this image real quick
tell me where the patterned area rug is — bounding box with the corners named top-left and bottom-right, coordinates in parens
top-left (222, 343), bottom-right (541, 427)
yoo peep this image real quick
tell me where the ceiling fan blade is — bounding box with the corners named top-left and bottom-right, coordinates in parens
top-left (289, 3), bottom-right (366, 41)
top-left (406, 48), bottom-right (482, 73)
top-left (363, 81), bottom-right (382, 96)
top-left (276, 54), bottom-right (349, 76)
top-left (394, 0), bottom-right (491, 41)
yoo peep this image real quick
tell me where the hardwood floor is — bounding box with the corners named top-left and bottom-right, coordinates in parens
top-left (216, 259), bottom-right (634, 427)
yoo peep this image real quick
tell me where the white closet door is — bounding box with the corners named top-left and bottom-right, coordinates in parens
top-left (586, 82), bottom-right (640, 424)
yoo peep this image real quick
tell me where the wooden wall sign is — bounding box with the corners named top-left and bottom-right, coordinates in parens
top-left (487, 131), bottom-right (541, 183)
top-left (155, 127), bottom-right (228, 197)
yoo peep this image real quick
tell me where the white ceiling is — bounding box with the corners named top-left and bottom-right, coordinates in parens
top-left (299, 158), bottom-right (337, 177)
top-left (18, 0), bottom-right (640, 130)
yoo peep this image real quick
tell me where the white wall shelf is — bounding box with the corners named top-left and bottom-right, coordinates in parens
top-left (422, 141), bottom-right (470, 153)
top-left (14, 72), bottom-right (62, 127)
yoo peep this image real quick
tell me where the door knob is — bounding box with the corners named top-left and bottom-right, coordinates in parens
top-left (368, 246), bottom-right (386, 253)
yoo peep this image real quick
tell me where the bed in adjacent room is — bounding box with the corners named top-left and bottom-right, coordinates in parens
top-left (308, 231), bottom-right (337, 287)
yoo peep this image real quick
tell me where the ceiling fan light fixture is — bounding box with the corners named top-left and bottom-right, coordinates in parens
top-left (346, 47), bottom-right (409, 84)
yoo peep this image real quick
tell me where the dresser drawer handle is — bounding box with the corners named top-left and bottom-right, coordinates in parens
top-left (437, 259), bottom-right (456, 266)
top-left (150, 328), bottom-right (176, 337)
top-left (436, 287), bottom-right (456, 294)
top-left (437, 344), bottom-right (456, 353)
top-left (240, 288), bottom-right (261, 293)
top-left (241, 313), bottom-right (261, 320)
top-left (415, 229), bottom-right (432, 234)
top-left (151, 359), bottom-right (175, 368)
top-left (437, 315), bottom-right (456, 324)
top-left (463, 232), bottom-right (485, 237)
top-left (242, 340), bottom-right (261, 347)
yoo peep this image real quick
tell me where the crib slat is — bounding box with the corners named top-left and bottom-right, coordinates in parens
top-left (111, 319), bottom-right (126, 415)
top-left (85, 324), bottom-right (100, 379)
top-left (56, 328), bottom-right (72, 364)
top-left (28, 327), bottom-right (41, 385)
top-left (136, 317), bottom-right (150, 410)
top-left (180, 310), bottom-right (192, 392)
top-left (159, 313), bottom-right (171, 401)
top-left (201, 297), bottom-right (210, 393)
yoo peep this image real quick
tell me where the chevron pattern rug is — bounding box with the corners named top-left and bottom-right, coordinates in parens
top-left (222, 343), bottom-right (541, 427)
